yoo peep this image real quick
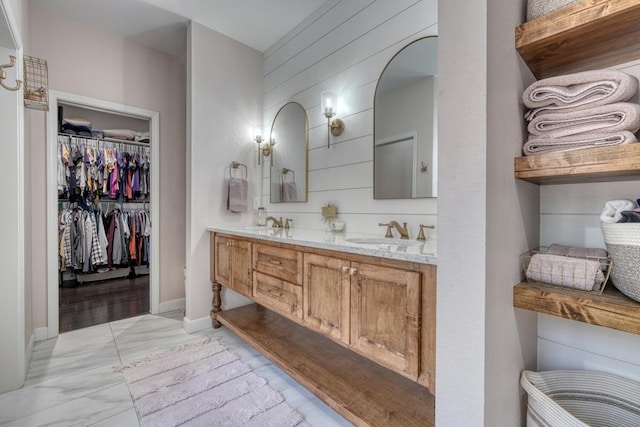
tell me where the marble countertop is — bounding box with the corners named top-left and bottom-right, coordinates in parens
top-left (206, 225), bottom-right (437, 265)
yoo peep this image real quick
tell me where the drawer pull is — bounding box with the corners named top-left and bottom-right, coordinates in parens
top-left (268, 259), bottom-right (282, 265)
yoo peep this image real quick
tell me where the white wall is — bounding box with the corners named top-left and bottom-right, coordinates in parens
top-left (27, 4), bottom-right (187, 332)
top-left (260, 0), bottom-right (438, 239)
top-left (185, 22), bottom-right (263, 324)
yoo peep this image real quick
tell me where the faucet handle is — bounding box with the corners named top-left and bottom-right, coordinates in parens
top-left (417, 224), bottom-right (435, 241)
top-left (284, 218), bottom-right (293, 229)
top-left (378, 223), bottom-right (393, 238)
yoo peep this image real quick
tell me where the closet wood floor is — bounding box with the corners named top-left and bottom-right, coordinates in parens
top-left (59, 275), bottom-right (149, 333)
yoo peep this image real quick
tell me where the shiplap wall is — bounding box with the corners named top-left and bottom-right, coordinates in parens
top-left (260, 0), bottom-right (438, 238)
top-left (538, 58), bottom-right (640, 381)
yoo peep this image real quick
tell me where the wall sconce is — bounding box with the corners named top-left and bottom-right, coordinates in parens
top-left (253, 126), bottom-right (264, 165)
top-left (321, 90), bottom-right (345, 148)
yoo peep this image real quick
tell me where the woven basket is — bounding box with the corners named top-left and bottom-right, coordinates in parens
top-left (601, 223), bottom-right (640, 302)
top-left (521, 370), bottom-right (640, 427)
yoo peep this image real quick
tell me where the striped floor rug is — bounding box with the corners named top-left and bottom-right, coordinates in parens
top-left (116, 337), bottom-right (310, 427)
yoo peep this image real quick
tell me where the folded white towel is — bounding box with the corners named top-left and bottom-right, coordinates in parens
top-left (600, 199), bottom-right (637, 224)
top-left (526, 253), bottom-right (605, 291)
top-left (227, 177), bottom-right (248, 213)
top-left (523, 70), bottom-right (639, 121)
top-left (528, 102), bottom-right (640, 138)
top-left (523, 131), bottom-right (637, 156)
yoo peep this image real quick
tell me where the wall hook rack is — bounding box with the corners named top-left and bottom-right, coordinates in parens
top-left (0, 55), bottom-right (22, 92)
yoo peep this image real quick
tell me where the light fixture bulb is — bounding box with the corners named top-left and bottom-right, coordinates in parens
top-left (321, 90), bottom-right (338, 119)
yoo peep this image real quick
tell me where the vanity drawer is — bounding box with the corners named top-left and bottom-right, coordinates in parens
top-left (253, 271), bottom-right (303, 321)
top-left (253, 243), bottom-right (303, 284)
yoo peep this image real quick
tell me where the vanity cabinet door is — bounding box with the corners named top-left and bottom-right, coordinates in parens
top-left (213, 236), bottom-right (252, 297)
top-left (350, 262), bottom-right (421, 380)
top-left (303, 253), bottom-right (351, 345)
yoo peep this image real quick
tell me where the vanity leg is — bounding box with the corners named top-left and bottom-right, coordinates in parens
top-left (211, 282), bottom-right (222, 329)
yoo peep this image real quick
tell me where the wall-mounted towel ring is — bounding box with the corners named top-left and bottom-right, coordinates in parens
top-left (230, 161), bottom-right (247, 179)
top-left (281, 167), bottom-right (295, 183)
top-left (0, 55), bottom-right (22, 92)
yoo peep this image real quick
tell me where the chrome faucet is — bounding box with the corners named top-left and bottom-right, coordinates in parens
top-left (379, 221), bottom-right (409, 239)
top-left (266, 216), bottom-right (283, 228)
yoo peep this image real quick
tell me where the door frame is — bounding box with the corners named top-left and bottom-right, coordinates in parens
top-left (46, 90), bottom-right (160, 338)
top-left (0, 0), bottom-right (25, 393)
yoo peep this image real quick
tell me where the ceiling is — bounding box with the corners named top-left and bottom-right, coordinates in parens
top-left (29, 0), bottom-right (329, 57)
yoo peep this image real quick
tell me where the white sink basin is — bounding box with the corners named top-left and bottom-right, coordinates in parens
top-left (346, 237), bottom-right (422, 246)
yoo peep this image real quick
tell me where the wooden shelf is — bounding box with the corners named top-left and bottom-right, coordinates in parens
top-left (514, 144), bottom-right (640, 184)
top-left (217, 304), bottom-right (434, 427)
top-left (516, 0), bottom-right (640, 79)
top-left (513, 282), bottom-right (640, 335)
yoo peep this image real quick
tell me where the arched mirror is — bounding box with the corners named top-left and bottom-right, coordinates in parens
top-left (374, 36), bottom-right (438, 199)
top-left (269, 102), bottom-right (308, 203)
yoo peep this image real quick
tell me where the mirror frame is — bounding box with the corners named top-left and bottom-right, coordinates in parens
top-left (373, 35), bottom-right (438, 200)
top-left (269, 101), bottom-right (309, 203)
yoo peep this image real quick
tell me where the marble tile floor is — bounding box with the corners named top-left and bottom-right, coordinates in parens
top-left (0, 310), bottom-right (352, 427)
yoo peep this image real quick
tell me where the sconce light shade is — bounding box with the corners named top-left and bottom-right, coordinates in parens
top-left (321, 90), bottom-right (345, 147)
top-left (321, 90), bottom-right (338, 118)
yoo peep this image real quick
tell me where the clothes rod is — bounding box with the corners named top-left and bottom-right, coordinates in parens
top-left (58, 132), bottom-right (151, 148)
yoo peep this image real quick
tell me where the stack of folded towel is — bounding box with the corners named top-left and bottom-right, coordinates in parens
top-left (522, 70), bottom-right (640, 155)
top-left (525, 244), bottom-right (609, 291)
top-left (600, 199), bottom-right (640, 223)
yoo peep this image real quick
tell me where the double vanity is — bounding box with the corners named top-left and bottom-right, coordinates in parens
top-left (207, 226), bottom-right (436, 426)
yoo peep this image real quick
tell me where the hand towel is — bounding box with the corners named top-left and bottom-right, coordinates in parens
top-left (523, 131), bottom-right (637, 155)
top-left (527, 102), bottom-right (640, 138)
top-left (523, 70), bottom-right (639, 120)
top-left (280, 181), bottom-right (298, 202)
top-left (600, 199), bottom-right (637, 223)
top-left (526, 253), bottom-right (605, 291)
top-left (548, 244), bottom-right (608, 271)
top-left (226, 177), bottom-right (248, 213)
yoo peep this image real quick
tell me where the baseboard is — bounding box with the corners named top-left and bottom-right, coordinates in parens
top-left (34, 327), bottom-right (49, 342)
top-left (158, 298), bottom-right (185, 314)
top-left (183, 315), bottom-right (212, 333)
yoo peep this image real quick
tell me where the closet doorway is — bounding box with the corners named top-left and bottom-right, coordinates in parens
top-left (46, 91), bottom-right (160, 338)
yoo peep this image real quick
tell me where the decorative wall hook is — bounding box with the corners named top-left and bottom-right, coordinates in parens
top-left (420, 161), bottom-right (428, 173)
top-left (0, 55), bottom-right (22, 91)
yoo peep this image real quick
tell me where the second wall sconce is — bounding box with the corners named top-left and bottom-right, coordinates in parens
top-left (321, 90), bottom-right (345, 148)
top-left (253, 126), bottom-right (274, 165)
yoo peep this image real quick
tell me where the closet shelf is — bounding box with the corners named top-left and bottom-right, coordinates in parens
top-left (514, 144), bottom-right (640, 184)
top-left (516, 0), bottom-right (640, 79)
top-left (513, 282), bottom-right (640, 335)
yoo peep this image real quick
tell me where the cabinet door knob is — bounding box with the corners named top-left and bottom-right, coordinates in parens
top-left (341, 266), bottom-right (349, 274)
top-left (349, 267), bottom-right (358, 276)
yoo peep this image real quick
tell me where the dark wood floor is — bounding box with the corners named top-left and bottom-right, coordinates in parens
top-left (59, 275), bottom-right (149, 333)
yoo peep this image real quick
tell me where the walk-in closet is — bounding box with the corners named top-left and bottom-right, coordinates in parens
top-left (56, 102), bottom-right (152, 333)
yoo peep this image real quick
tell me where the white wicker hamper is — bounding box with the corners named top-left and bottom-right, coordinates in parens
top-left (600, 223), bottom-right (640, 302)
top-left (521, 370), bottom-right (640, 427)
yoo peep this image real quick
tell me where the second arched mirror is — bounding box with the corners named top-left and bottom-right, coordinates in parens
top-left (269, 102), bottom-right (309, 203)
top-left (374, 36), bottom-right (438, 199)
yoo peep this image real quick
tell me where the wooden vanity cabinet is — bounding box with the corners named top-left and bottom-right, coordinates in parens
top-left (210, 231), bottom-right (436, 393)
top-left (213, 235), bottom-right (252, 297)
